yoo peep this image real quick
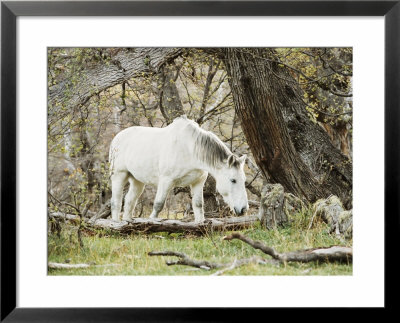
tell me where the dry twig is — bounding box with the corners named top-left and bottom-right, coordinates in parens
top-left (48, 262), bottom-right (119, 269)
top-left (148, 251), bottom-right (273, 274)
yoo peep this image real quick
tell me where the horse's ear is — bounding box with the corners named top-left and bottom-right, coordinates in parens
top-left (238, 154), bottom-right (247, 165)
top-left (227, 155), bottom-right (235, 167)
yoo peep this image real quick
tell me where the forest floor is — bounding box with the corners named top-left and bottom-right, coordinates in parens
top-left (48, 207), bottom-right (352, 276)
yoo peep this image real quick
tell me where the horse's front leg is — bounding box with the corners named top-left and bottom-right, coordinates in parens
top-left (190, 173), bottom-right (208, 224)
top-left (149, 178), bottom-right (173, 219)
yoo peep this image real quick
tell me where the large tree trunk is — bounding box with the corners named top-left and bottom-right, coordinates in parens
top-left (222, 48), bottom-right (352, 208)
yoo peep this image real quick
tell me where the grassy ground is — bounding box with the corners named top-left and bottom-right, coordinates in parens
top-left (48, 208), bottom-right (352, 276)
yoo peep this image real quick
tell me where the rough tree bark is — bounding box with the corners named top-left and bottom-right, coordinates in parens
top-left (202, 175), bottom-right (220, 214)
top-left (49, 48), bottom-right (183, 110)
top-left (221, 48), bottom-right (352, 208)
top-left (158, 64), bottom-right (185, 122)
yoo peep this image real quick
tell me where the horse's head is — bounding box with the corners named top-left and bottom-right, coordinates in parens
top-left (215, 154), bottom-right (249, 215)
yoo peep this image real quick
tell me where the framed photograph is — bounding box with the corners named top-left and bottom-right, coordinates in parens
top-left (1, 0), bottom-right (398, 321)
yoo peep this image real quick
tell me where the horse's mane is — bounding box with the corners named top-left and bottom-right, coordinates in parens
top-left (172, 116), bottom-right (240, 169)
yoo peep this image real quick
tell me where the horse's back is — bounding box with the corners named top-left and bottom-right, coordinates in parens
top-left (111, 125), bottom-right (167, 150)
top-left (110, 125), bottom-right (178, 184)
top-left (110, 127), bottom-right (160, 172)
top-left (110, 120), bottom-right (191, 158)
top-left (109, 119), bottom-right (199, 185)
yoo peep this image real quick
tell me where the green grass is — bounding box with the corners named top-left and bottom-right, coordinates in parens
top-left (48, 209), bottom-right (352, 276)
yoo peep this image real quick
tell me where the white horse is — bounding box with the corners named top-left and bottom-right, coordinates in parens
top-left (109, 116), bottom-right (248, 223)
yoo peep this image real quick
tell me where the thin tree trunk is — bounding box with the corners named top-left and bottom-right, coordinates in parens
top-left (158, 64), bottom-right (185, 123)
top-left (158, 64), bottom-right (219, 214)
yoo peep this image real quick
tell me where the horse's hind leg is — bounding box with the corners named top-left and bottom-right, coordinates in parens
top-left (122, 176), bottom-right (145, 221)
top-left (110, 171), bottom-right (129, 221)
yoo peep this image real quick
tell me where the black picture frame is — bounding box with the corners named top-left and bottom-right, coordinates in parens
top-left (1, 1), bottom-right (398, 321)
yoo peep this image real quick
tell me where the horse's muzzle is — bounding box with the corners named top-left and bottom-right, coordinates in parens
top-left (234, 206), bottom-right (248, 215)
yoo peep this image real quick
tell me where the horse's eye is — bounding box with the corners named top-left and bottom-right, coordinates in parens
top-left (231, 179), bottom-right (236, 184)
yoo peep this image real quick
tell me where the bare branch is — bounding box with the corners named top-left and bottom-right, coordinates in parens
top-left (48, 191), bottom-right (82, 215)
top-left (148, 251), bottom-right (274, 274)
top-left (224, 232), bottom-right (281, 259)
top-left (148, 251), bottom-right (223, 270)
top-left (223, 232), bottom-right (352, 263)
top-left (48, 262), bottom-right (119, 269)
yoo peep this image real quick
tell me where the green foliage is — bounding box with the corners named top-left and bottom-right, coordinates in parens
top-left (275, 47), bottom-right (353, 126)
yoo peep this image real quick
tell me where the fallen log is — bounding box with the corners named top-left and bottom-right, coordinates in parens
top-left (223, 232), bottom-right (352, 263)
top-left (89, 216), bottom-right (260, 234)
top-left (50, 212), bottom-right (260, 235)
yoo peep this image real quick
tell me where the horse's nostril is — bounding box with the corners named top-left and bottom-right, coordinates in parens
top-left (241, 207), bottom-right (247, 214)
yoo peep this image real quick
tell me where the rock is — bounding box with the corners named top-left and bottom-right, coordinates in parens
top-left (258, 184), bottom-right (286, 229)
top-left (284, 192), bottom-right (304, 215)
top-left (338, 210), bottom-right (353, 239)
top-left (258, 184), bottom-right (306, 229)
top-left (312, 195), bottom-right (352, 238)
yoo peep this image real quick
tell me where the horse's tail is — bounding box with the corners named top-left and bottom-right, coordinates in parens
top-left (108, 138), bottom-right (117, 177)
